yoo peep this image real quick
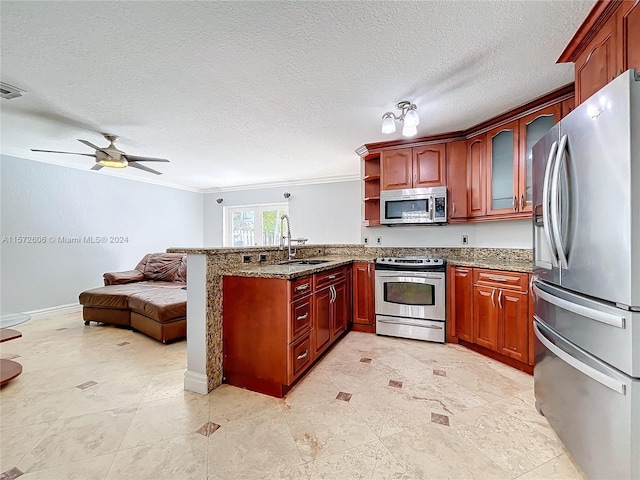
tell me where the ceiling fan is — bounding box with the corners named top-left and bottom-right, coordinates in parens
top-left (31, 134), bottom-right (169, 175)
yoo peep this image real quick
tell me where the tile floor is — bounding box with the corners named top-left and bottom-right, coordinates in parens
top-left (0, 312), bottom-right (586, 480)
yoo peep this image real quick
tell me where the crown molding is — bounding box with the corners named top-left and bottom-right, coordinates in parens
top-left (203, 174), bottom-right (361, 194)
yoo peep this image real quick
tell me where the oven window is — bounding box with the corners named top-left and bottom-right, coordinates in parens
top-left (384, 282), bottom-right (435, 306)
top-left (385, 199), bottom-right (429, 220)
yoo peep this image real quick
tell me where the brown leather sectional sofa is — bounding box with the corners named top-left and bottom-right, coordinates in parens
top-left (79, 253), bottom-right (187, 343)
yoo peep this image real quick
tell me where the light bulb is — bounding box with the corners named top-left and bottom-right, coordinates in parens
top-left (381, 115), bottom-right (396, 134)
top-left (404, 108), bottom-right (419, 127)
top-left (402, 124), bottom-right (417, 137)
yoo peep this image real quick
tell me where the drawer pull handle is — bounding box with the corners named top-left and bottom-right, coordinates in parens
top-left (296, 313), bottom-right (308, 321)
top-left (297, 350), bottom-right (309, 360)
top-left (328, 275), bottom-right (336, 280)
top-left (488, 276), bottom-right (508, 282)
top-left (296, 284), bottom-right (309, 291)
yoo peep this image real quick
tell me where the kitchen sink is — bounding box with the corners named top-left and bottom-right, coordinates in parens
top-left (279, 259), bottom-right (330, 265)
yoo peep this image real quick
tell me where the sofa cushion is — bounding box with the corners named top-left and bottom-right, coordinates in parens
top-left (142, 253), bottom-right (185, 282)
top-left (79, 283), bottom-right (161, 309)
top-left (128, 287), bottom-right (187, 323)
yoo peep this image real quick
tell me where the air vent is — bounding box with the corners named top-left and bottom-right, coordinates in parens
top-left (0, 82), bottom-right (25, 100)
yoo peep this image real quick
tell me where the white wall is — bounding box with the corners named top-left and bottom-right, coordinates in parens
top-left (364, 219), bottom-right (532, 248)
top-left (0, 155), bottom-right (203, 312)
top-left (204, 180), bottom-right (361, 246)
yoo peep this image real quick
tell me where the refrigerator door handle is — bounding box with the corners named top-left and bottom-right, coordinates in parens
top-left (542, 140), bottom-right (559, 267)
top-left (550, 134), bottom-right (569, 269)
top-left (533, 319), bottom-right (626, 395)
top-left (533, 283), bottom-right (625, 329)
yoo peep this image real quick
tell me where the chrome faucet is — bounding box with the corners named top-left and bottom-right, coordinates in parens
top-left (279, 214), bottom-right (295, 260)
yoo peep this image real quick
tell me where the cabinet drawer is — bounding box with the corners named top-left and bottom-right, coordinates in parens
top-left (289, 297), bottom-right (312, 342)
top-left (315, 267), bottom-right (345, 290)
top-left (474, 269), bottom-right (528, 291)
top-left (288, 332), bottom-right (312, 383)
top-left (291, 275), bottom-right (313, 300)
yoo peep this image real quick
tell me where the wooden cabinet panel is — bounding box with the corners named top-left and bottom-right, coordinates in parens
top-left (353, 263), bottom-right (375, 327)
top-left (497, 290), bottom-right (528, 363)
top-left (287, 333), bottom-right (312, 384)
top-left (621, 0), bottom-right (640, 73)
top-left (474, 269), bottom-right (528, 291)
top-left (332, 281), bottom-right (348, 338)
top-left (313, 287), bottom-right (332, 356)
top-left (291, 276), bottom-right (313, 301)
top-left (518, 105), bottom-right (561, 213)
top-left (467, 135), bottom-right (486, 217)
top-left (413, 144), bottom-right (446, 187)
top-left (575, 14), bottom-right (619, 105)
top-left (486, 120), bottom-right (519, 216)
top-left (452, 267), bottom-right (473, 342)
top-left (381, 148), bottom-right (413, 190)
top-left (447, 140), bottom-right (468, 220)
top-left (316, 267), bottom-right (346, 290)
top-left (290, 296), bottom-right (312, 342)
top-left (473, 285), bottom-right (499, 351)
top-left (561, 96), bottom-right (575, 119)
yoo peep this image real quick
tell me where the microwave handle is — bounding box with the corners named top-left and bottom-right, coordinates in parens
top-left (430, 196), bottom-right (434, 221)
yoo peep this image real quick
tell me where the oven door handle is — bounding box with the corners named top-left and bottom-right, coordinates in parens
top-left (377, 317), bottom-right (444, 329)
top-left (375, 272), bottom-right (444, 280)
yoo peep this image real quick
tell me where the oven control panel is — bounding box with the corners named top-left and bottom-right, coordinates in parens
top-left (374, 257), bottom-right (446, 271)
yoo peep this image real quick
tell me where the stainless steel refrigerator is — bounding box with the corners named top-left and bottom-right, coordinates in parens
top-left (532, 69), bottom-right (640, 480)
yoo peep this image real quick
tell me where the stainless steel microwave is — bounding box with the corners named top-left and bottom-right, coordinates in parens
top-left (380, 186), bottom-right (447, 225)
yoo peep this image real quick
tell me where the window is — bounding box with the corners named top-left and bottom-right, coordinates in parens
top-left (223, 203), bottom-right (289, 247)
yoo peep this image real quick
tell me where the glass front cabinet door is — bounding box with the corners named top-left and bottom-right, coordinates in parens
top-left (486, 120), bottom-right (518, 215)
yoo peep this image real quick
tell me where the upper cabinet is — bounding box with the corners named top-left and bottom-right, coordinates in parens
top-left (486, 120), bottom-right (519, 215)
top-left (467, 134), bottom-right (487, 218)
top-left (559, 0), bottom-right (640, 106)
top-left (381, 144), bottom-right (446, 191)
top-left (485, 105), bottom-right (561, 218)
top-left (447, 140), bottom-right (468, 221)
top-left (362, 152), bottom-right (381, 226)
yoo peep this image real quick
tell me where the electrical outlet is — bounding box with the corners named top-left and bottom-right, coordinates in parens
top-left (242, 254), bottom-right (252, 263)
top-left (376, 236), bottom-right (382, 245)
top-left (461, 235), bottom-right (469, 245)
top-left (363, 236), bottom-right (369, 245)
top-left (258, 253), bottom-right (267, 262)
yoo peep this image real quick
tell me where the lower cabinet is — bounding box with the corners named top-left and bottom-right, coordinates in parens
top-left (448, 265), bottom-right (532, 373)
top-left (352, 262), bottom-right (375, 332)
top-left (223, 266), bottom-right (351, 398)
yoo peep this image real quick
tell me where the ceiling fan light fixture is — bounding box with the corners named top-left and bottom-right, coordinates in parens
top-left (98, 158), bottom-right (128, 168)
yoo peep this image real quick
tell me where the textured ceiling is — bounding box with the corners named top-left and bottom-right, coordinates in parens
top-left (1, 0), bottom-right (594, 191)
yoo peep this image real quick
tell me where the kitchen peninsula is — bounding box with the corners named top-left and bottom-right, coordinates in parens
top-left (168, 244), bottom-right (532, 396)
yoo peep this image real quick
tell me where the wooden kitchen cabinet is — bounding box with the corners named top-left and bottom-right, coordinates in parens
top-left (473, 268), bottom-right (530, 363)
top-left (467, 134), bottom-right (487, 218)
top-left (486, 121), bottom-right (519, 216)
top-left (363, 152), bottom-right (382, 226)
top-left (223, 266), bottom-right (351, 398)
top-left (559, 0), bottom-right (640, 106)
top-left (446, 265), bottom-right (473, 342)
top-left (352, 262), bottom-right (375, 333)
top-left (447, 140), bottom-right (468, 221)
top-left (381, 144), bottom-right (446, 190)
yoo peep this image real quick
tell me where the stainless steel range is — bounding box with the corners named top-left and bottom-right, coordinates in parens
top-left (374, 257), bottom-right (446, 343)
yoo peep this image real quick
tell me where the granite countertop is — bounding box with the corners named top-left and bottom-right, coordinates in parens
top-left (229, 256), bottom-right (358, 280)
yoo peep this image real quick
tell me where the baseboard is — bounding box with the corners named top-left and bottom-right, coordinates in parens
top-left (26, 303), bottom-right (82, 320)
top-left (184, 370), bottom-right (210, 395)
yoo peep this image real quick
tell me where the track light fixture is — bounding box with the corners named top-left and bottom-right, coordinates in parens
top-left (381, 100), bottom-right (420, 137)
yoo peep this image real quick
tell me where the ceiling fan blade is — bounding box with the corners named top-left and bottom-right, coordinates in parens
top-left (123, 154), bottom-right (170, 163)
top-left (77, 139), bottom-right (113, 158)
top-left (90, 164), bottom-right (103, 171)
top-left (31, 149), bottom-right (95, 157)
top-left (128, 161), bottom-right (162, 175)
